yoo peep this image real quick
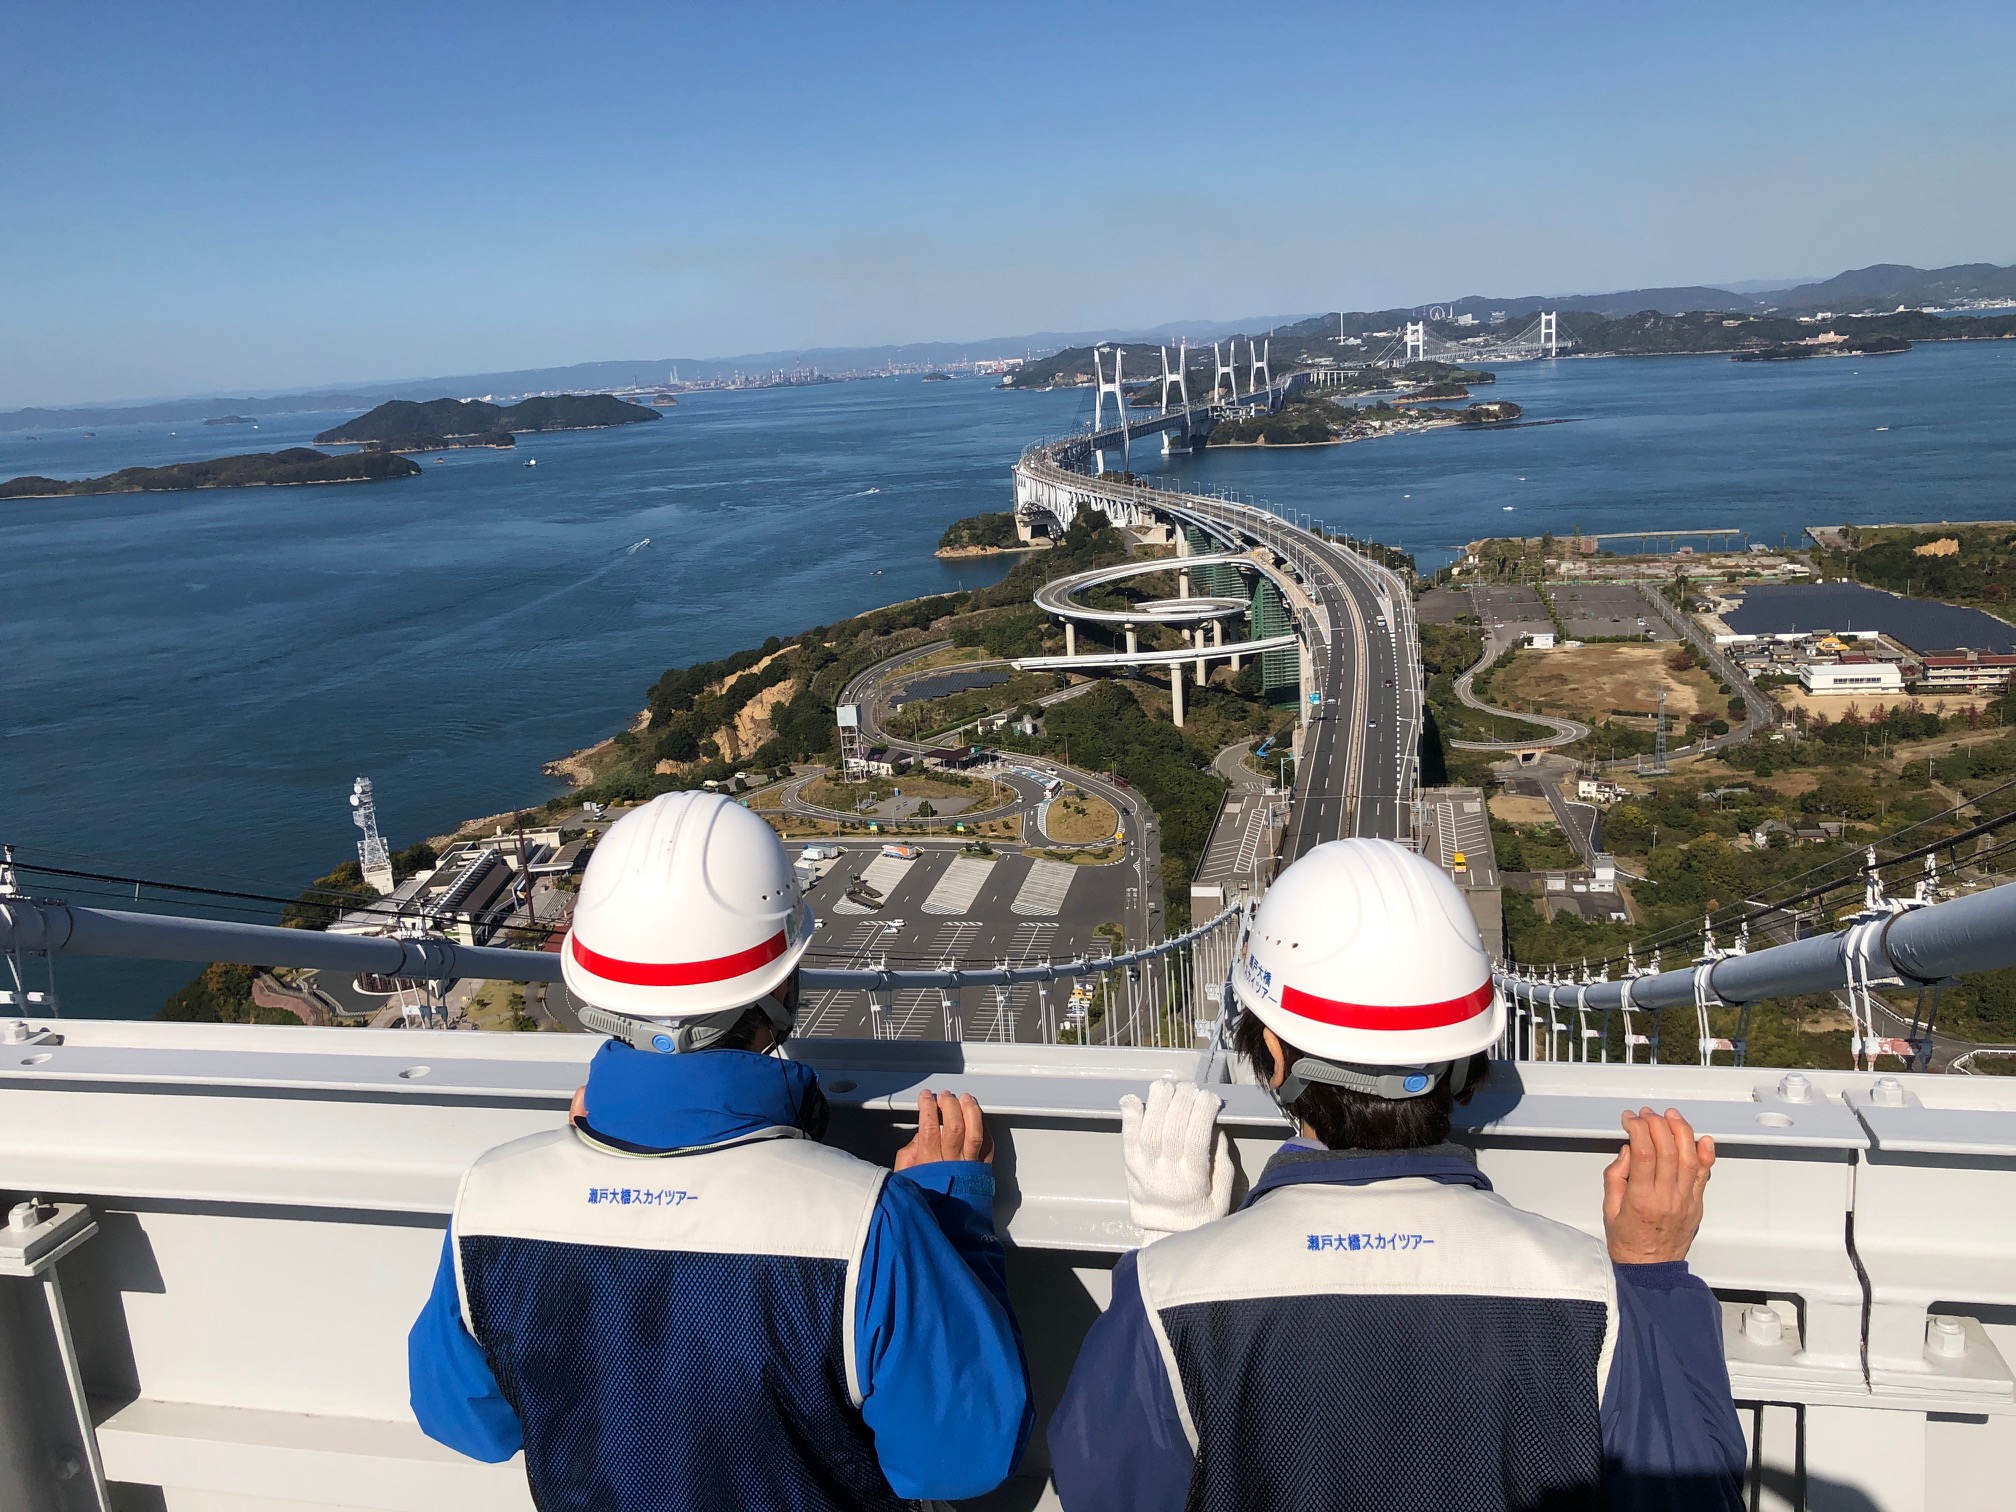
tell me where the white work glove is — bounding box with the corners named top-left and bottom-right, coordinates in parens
top-left (1121, 1079), bottom-right (1234, 1246)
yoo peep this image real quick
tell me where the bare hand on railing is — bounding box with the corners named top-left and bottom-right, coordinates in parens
top-left (1602, 1106), bottom-right (1715, 1265)
top-left (895, 1089), bottom-right (994, 1169)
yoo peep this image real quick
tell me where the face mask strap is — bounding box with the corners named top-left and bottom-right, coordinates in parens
top-left (578, 972), bottom-right (801, 1056)
top-left (1278, 1057), bottom-right (1452, 1104)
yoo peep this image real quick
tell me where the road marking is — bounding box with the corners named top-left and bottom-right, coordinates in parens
top-left (1012, 858), bottom-right (1077, 916)
top-left (922, 855), bottom-right (992, 915)
top-left (830, 852), bottom-right (915, 914)
top-left (797, 920), bottom-right (887, 1037)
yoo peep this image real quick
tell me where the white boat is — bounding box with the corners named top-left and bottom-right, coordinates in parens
top-left (523, 458), bottom-right (538, 467)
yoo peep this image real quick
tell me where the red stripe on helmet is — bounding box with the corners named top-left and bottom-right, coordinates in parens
top-left (569, 929), bottom-right (789, 988)
top-left (1280, 978), bottom-right (1495, 1031)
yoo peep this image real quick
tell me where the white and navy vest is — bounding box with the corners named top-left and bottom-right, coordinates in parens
top-left (1135, 1174), bottom-right (1620, 1512)
top-left (452, 1127), bottom-right (907, 1512)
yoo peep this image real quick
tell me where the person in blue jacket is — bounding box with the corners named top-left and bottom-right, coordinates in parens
top-left (1050, 839), bottom-right (1746, 1512)
top-left (408, 792), bottom-right (1030, 1510)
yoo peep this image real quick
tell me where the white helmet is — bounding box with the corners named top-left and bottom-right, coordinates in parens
top-left (562, 792), bottom-right (814, 1049)
top-left (1233, 838), bottom-right (1502, 1100)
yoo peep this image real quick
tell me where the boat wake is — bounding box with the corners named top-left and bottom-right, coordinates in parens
top-left (625, 537), bottom-right (652, 555)
top-left (850, 486), bottom-right (881, 497)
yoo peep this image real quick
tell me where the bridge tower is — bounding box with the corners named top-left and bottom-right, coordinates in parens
top-left (1159, 340), bottom-right (1191, 454)
top-left (1092, 345), bottom-right (1129, 472)
top-left (1247, 337), bottom-right (1271, 397)
top-left (1540, 310), bottom-right (1559, 358)
top-left (1404, 322), bottom-right (1426, 364)
top-left (1211, 341), bottom-right (1239, 405)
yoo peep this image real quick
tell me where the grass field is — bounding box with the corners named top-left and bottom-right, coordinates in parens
top-left (1044, 790), bottom-right (1120, 843)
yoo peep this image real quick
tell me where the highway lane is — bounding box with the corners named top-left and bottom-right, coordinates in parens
top-left (1171, 502), bottom-right (1415, 855)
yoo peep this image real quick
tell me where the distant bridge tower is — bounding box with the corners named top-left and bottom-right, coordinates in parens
top-left (1091, 345), bottom-right (1129, 470)
top-left (1247, 337), bottom-right (1271, 396)
top-left (1540, 310), bottom-right (1559, 358)
top-left (350, 777), bottom-right (395, 896)
top-left (1159, 340), bottom-right (1191, 454)
top-left (1404, 322), bottom-right (1426, 364)
top-left (1211, 341), bottom-right (1240, 404)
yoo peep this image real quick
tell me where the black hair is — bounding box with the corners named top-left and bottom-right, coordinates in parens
top-left (708, 1006), bottom-right (777, 1053)
top-left (707, 971), bottom-right (802, 1053)
top-left (1234, 1007), bottom-right (1489, 1152)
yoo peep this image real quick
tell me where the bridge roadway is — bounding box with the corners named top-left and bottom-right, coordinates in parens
top-left (1010, 446), bottom-right (1424, 859)
top-left (1161, 498), bottom-right (1416, 854)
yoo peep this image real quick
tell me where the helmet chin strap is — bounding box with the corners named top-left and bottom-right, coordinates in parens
top-left (1278, 1053), bottom-right (1471, 1107)
top-left (578, 990), bottom-right (797, 1055)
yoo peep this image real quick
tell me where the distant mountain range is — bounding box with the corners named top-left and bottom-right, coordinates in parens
top-left (1378, 263), bottom-right (2016, 325)
top-left (5, 262), bottom-right (2013, 432)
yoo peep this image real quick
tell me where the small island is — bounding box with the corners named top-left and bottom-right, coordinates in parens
top-left (313, 393), bottom-right (661, 452)
top-left (936, 511), bottom-right (1037, 558)
top-left (1207, 396), bottom-right (1522, 447)
top-left (1733, 335), bottom-right (1911, 362)
top-left (204, 414), bottom-right (258, 426)
top-left (0, 448), bottom-right (421, 499)
top-left (920, 372), bottom-right (953, 383)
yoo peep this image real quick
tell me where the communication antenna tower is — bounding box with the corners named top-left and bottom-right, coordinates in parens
top-left (837, 704), bottom-right (867, 781)
top-left (1649, 689), bottom-right (1670, 775)
top-left (350, 777), bottom-right (396, 896)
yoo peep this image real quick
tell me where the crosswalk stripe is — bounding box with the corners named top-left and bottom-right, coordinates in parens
top-left (923, 856), bottom-right (992, 915)
top-left (1012, 859), bottom-right (1076, 917)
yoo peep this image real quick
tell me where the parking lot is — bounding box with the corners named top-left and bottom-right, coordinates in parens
top-left (1549, 583), bottom-right (1674, 642)
top-left (788, 840), bottom-right (1136, 1042)
top-left (1469, 584), bottom-right (1553, 644)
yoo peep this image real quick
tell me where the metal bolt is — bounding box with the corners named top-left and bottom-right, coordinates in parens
top-left (1929, 1316), bottom-right (1969, 1359)
top-left (1777, 1072), bottom-right (1813, 1104)
top-left (7, 1198), bottom-right (52, 1232)
top-left (1871, 1076), bottom-right (1907, 1108)
top-left (0, 1020), bottom-right (29, 1044)
top-left (1741, 1305), bottom-right (1784, 1346)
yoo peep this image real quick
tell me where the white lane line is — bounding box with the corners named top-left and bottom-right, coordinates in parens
top-left (923, 855), bottom-right (992, 915)
top-left (797, 920), bottom-right (886, 1037)
top-left (1012, 858), bottom-right (1077, 917)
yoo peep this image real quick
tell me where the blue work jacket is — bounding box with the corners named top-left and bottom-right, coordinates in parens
top-left (1049, 1144), bottom-right (1746, 1512)
top-left (409, 1041), bottom-right (1031, 1510)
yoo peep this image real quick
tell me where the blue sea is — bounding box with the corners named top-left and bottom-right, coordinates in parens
top-left (7, 340), bottom-right (2016, 1016)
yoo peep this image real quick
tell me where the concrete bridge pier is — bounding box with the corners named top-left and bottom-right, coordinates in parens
top-left (1125, 624), bottom-right (1138, 655)
top-left (1193, 627), bottom-right (1207, 687)
top-left (1170, 663), bottom-right (1185, 728)
top-left (1063, 621), bottom-right (1076, 658)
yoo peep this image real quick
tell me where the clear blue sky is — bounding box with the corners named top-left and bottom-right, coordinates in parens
top-left (6, 1), bottom-right (2015, 407)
